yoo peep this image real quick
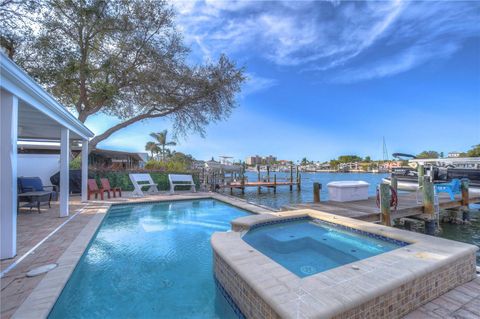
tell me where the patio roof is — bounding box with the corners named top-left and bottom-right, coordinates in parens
top-left (1, 52), bottom-right (94, 260)
top-left (1, 52), bottom-right (93, 140)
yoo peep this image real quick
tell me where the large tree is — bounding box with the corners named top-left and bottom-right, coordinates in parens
top-left (4, 0), bottom-right (245, 150)
top-left (466, 144), bottom-right (480, 157)
top-left (0, 0), bottom-right (37, 58)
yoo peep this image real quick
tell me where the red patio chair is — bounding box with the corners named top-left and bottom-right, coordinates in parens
top-left (100, 178), bottom-right (122, 198)
top-left (87, 179), bottom-right (109, 200)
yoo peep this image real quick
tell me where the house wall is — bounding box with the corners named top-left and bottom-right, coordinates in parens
top-left (18, 154), bottom-right (59, 186)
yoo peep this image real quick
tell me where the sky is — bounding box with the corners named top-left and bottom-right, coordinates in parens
top-left (87, 0), bottom-right (480, 162)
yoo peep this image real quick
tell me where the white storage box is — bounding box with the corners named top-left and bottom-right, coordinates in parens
top-left (327, 181), bottom-right (370, 202)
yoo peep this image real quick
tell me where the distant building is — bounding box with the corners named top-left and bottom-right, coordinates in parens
top-left (245, 155), bottom-right (262, 165)
top-left (447, 152), bottom-right (461, 158)
top-left (245, 155), bottom-right (277, 165)
top-left (380, 161), bottom-right (403, 170)
top-left (89, 149), bottom-right (146, 169)
top-left (264, 155), bottom-right (277, 165)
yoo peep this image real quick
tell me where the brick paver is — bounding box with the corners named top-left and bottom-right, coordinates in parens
top-left (1, 197), bottom-right (91, 319)
top-left (403, 277), bottom-right (480, 319)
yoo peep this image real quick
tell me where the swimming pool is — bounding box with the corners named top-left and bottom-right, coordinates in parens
top-left (242, 217), bottom-right (408, 277)
top-left (49, 199), bottom-right (249, 318)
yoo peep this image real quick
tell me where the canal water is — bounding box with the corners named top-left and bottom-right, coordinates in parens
top-left (237, 172), bottom-right (388, 209)
top-left (232, 172), bottom-right (480, 264)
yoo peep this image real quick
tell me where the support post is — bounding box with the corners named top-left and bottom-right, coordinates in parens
top-left (380, 183), bottom-right (392, 226)
top-left (289, 165), bottom-right (293, 192)
top-left (424, 220), bottom-right (436, 235)
top-left (417, 164), bottom-right (424, 189)
top-left (273, 174), bottom-right (277, 194)
top-left (391, 176), bottom-right (398, 194)
top-left (461, 178), bottom-right (469, 206)
top-left (257, 165), bottom-right (261, 194)
top-left (81, 139), bottom-right (89, 202)
top-left (267, 165), bottom-right (270, 182)
top-left (241, 176), bottom-right (245, 194)
top-left (422, 176), bottom-right (434, 216)
top-left (212, 173), bottom-right (215, 192)
top-left (0, 92), bottom-right (18, 259)
top-left (313, 182), bottom-right (321, 203)
top-left (297, 173), bottom-right (301, 191)
top-left (60, 128), bottom-right (70, 217)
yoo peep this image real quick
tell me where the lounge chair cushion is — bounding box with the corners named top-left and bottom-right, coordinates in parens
top-left (18, 177), bottom-right (45, 192)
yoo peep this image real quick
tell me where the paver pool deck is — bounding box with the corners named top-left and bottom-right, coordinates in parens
top-left (1, 191), bottom-right (478, 319)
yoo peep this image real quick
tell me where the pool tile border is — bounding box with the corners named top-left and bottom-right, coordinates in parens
top-left (10, 192), bottom-right (274, 319)
top-left (248, 215), bottom-right (410, 247)
top-left (214, 277), bottom-right (246, 319)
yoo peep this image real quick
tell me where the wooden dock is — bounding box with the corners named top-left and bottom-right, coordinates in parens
top-left (286, 191), bottom-right (480, 223)
top-left (222, 179), bottom-right (301, 194)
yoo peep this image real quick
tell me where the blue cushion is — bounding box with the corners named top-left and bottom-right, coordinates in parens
top-left (18, 177), bottom-right (44, 192)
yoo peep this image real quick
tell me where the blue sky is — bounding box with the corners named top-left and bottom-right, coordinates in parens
top-left (87, 0), bottom-right (480, 162)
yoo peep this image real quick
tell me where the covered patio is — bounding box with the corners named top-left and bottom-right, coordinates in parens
top-left (0, 52), bottom-right (94, 261)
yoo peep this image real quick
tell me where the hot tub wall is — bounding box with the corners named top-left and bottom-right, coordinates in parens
top-left (214, 244), bottom-right (476, 319)
top-left (214, 251), bottom-right (281, 319)
top-left (215, 211), bottom-right (478, 319)
top-left (332, 253), bottom-right (476, 318)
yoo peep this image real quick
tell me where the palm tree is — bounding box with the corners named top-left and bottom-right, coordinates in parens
top-left (145, 141), bottom-right (157, 159)
top-left (149, 130), bottom-right (176, 161)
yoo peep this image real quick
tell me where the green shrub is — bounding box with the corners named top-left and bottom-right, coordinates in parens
top-left (144, 160), bottom-right (189, 172)
top-left (89, 170), bottom-right (200, 191)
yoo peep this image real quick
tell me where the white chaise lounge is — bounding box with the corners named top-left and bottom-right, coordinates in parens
top-left (168, 174), bottom-right (196, 194)
top-left (129, 173), bottom-right (159, 197)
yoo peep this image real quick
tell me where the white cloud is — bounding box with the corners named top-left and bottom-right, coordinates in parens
top-left (242, 73), bottom-right (278, 95)
top-left (172, 0), bottom-right (480, 83)
top-left (331, 42), bottom-right (460, 83)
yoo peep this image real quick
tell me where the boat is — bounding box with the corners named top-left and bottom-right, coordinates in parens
top-left (383, 165), bottom-right (480, 191)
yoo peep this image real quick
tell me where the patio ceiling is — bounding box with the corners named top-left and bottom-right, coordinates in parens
top-left (1, 52), bottom-right (94, 141)
top-left (18, 101), bottom-right (85, 140)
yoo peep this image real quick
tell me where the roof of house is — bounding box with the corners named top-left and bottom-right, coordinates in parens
top-left (91, 148), bottom-right (144, 161)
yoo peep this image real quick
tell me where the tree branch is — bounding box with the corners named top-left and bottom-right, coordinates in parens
top-left (88, 107), bottom-right (178, 149)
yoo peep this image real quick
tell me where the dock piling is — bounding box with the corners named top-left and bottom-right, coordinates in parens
top-left (424, 220), bottom-right (436, 235)
top-left (461, 178), bottom-right (469, 206)
top-left (391, 176), bottom-right (398, 194)
top-left (273, 174), bottom-right (277, 194)
top-left (422, 175), bottom-right (437, 235)
top-left (422, 176), bottom-right (435, 216)
top-left (313, 182), bottom-right (321, 203)
top-left (289, 165), bottom-right (293, 191)
top-left (380, 183), bottom-right (392, 226)
top-left (418, 164), bottom-right (424, 189)
top-left (257, 165), bottom-right (261, 194)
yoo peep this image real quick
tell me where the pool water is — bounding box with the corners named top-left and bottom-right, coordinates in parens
top-left (49, 199), bottom-right (248, 319)
top-left (242, 219), bottom-right (407, 277)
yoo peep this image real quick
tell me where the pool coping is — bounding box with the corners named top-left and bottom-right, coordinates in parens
top-left (11, 192), bottom-right (274, 319)
top-left (212, 209), bottom-right (478, 318)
